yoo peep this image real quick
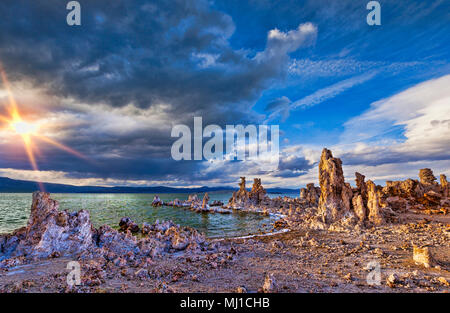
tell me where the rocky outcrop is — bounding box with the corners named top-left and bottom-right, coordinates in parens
top-left (152, 195), bottom-right (163, 207)
top-left (299, 183), bottom-right (320, 206)
top-left (228, 177), bottom-right (270, 208)
top-left (352, 194), bottom-right (366, 223)
top-left (419, 168), bottom-right (437, 186)
top-left (317, 149), bottom-right (353, 223)
top-left (249, 178), bottom-right (268, 205)
top-left (366, 181), bottom-right (384, 225)
top-left (441, 174), bottom-right (449, 198)
top-left (355, 172), bottom-right (368, 201)
top-left (0, 192), bottom-right (95, 260)
top-left (202, 193), bottom-right (210, 209)
top-left (119, 217), bottom-right (140, 233)
top-left (0, 192), bottom-right (212, 267)
top-left (302, 149), bottom-right (448, 226)
top-left (382, 179), bottom-right (424, 198)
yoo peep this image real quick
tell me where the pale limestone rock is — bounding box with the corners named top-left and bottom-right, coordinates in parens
top-left (299, 188), bottom-right (307, 200)
top-left (202, 193), bottom-right (210, 209)
top-left (249, 178), bottom-right (268, 205)
top-left (383, 179), bottom-right (424, 198)
top-left (413, 246), bottom-right (435, 268)
top-left (419, 168), bottom-right (437, 186)
top-left (352, 194), bottom-right (366, 223)
top-left (152, 195), bottom-right (163, 207)
top-left (262, 273), bottom-right (278, 293)
top-left (441, 174), bottom-right (449, 197)
top-left (318, 148), bottom-right (352, 223)
top-left (367, 181), bottom-right (384, 225)
top-left (355, 172), bottom-right (368, 201)
top-left (8, 192), bottom-right (95, 259)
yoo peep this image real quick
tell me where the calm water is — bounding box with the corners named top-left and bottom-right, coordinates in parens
top-left (0, 192), bottom-right (296, 238)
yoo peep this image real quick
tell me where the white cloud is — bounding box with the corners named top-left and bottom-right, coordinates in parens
top-left (341, 74), bottom-right (450, 163)
top-left (265, 71), bottom-right (377, 122)
top-left (255, 23), bottom-right (317, 62)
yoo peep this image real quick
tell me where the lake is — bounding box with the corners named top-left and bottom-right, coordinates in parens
top-left (0, 191), bottom-right (298, 238)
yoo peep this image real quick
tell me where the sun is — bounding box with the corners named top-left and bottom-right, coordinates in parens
top-left (10, 119), bottom-right (38, 136)
top-left (0, 66), bottom-right (86, 191)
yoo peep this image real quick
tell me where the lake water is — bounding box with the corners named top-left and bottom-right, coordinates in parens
top-left (0, 191), bottom-right (298, 238)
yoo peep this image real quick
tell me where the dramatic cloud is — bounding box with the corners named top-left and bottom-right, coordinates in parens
top-left (340, 74), bottom-right (450, 165)
top-left (0, 1), bottom-right (447, 189)
top-left (0, 0), bottom-right (317, 185)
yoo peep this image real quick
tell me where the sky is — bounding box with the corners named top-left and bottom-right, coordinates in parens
top-left (0, 0), bottom-right (449, 189)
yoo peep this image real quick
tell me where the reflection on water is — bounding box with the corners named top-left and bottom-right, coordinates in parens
top-left (0, 192), bottom-right (292, 238)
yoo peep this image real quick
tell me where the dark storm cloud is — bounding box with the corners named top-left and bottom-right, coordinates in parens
top-left (270, 154), bottom-right (314, 178)
top-left (0, 0), bottom-right (311, 124)
top-left (0, 0), bottom-right (316, 183)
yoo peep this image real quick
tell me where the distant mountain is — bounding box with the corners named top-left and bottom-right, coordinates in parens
top-left (0, 176), bottom-right (298, 194)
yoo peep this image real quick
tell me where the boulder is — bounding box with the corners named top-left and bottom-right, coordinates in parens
top-left (413, 246), bottom-right (435, 268)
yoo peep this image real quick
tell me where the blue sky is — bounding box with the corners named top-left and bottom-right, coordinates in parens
top-left (0, 0), bottom-right (449, 188)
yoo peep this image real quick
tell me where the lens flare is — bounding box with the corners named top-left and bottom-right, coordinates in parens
top-left (0, 66), bottom-right (86, 191)
top-left (10, 120), bottom-right (38, 135)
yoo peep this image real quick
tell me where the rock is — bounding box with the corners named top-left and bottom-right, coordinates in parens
top-left (355, 172), bottom-right (368, 200)
top-left (0, 192), bottom-right (214, 270)
top-left (228, 177), bottom-right (270, 208)
top-left (419, 168), bottom-right (437, 186)
top-left (262, 273), bottom-right (278, 293)
top-left (299, 188), bottom-right (307, 200)
top-left (413, 246), bottom-right (435, 268)
top-left (201, 193), bottom-right (210, 210)
top-left (249, 178), bottom-right (267, 205)
top-left (4, 192), bottom-right (95, 259)
top-left (386, 273), bottom-right (399, 288)
top-left (119, 217), bottom-right (140, 233)
top-left (423, 191), bottom-right (442, 205)
top-left (352, 194), bottom-right (366, 223)
top-left (168, 198), bottom-right (182, 207)
top-left (366, 181), bottom-right (384, 225)
top-left (383, 179), bottom-right (424, 198)
top-left (441, 174), bottom-right (449, 197)
top-left (317, 148), bottom-right (353, 223)
top-left (228, 177), bottom-right (249, 207)
top-left (437, 277), bottom-right (449, 286)
top-left (152, 195), bottom-right (163, 207)
top-left (300, 183), bottom-right (320, 206)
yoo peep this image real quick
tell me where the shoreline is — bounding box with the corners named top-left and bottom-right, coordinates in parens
top-left (0, 150), bottom-right (449, 293)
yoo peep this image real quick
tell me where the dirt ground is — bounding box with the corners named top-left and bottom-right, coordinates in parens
top-left (0, 210), bottom-right (449, 293)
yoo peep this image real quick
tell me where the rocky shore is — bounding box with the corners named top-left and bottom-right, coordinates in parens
top-left (0, 148), bottom-right (449, 293)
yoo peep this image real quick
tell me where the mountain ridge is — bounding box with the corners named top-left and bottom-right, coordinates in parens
top-left (0, 176), bottom-right (298, 194)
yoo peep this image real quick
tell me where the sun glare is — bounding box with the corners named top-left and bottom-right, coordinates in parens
top-left (10, 120), bottom-right (38, 135)
top-left (0, 66), bottom-right (86, 191)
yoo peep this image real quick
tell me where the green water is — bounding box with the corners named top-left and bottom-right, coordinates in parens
top-left (0, 192), bottom-right (294, 238)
